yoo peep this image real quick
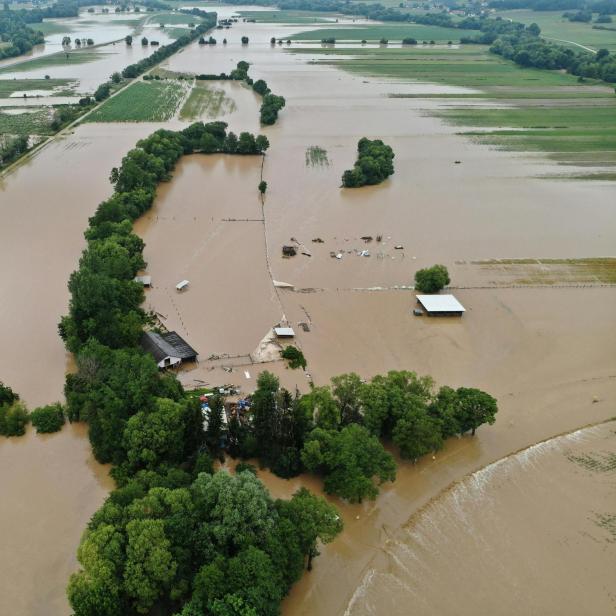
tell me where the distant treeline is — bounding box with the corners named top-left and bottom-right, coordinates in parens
top-left (488, 0), bottom-right (616, 13)
top-left (0, 11), bottom-right (44, 59)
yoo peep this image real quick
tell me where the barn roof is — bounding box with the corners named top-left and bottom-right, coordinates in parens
top-left (141, 331), bottom-right (198, 363)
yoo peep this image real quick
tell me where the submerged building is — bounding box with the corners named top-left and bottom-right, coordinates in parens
top-left (416, 294), bottom-right (465, 317)
top-left (141, 331), bottom-right (198, 369)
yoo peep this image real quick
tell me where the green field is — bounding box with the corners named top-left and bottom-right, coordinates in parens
top-left (154, 12), bottom-right (202, 25)
top-left (237, 10), bottom-right (335, 24)
top-left (0, 49), bottom-right (105, 74)
top-left (495, 9), bottom-right (616, 52)
top-left (291, 24), bottom-right (473, 41)
top-left (0, 107), bottom-right (53, 135)
top-left (179, 81), bottom-right (236, 120)
top-left (34, 20), bottom-right (74, 35)
top-left (0, 78), bottom-right (76, 97)
top-left (86, 79), bottom-right (189, 122)
top-left (290, 43), bottom-right (616, 176)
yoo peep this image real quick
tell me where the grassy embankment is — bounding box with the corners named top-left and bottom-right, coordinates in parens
top-left (86, 79), bottom-right (190, 122)
top-left (179, 81), bottom-right (237, 120)
top-left (494, 9), bottom-right (616, 52)
top-left (290, 43), bottom-right (616, 178)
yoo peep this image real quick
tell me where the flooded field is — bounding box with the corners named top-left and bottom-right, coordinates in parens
top-left (345, 422), bottom-right (616, 616)
top-left (0, 7), bottom-right (615, 616)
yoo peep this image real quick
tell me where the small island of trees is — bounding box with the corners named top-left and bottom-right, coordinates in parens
top-left (341, 137), bottom-right (395, 188)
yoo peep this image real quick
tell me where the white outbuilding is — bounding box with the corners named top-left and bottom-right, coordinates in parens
top-left (416, 294), bottom-right (465, 316)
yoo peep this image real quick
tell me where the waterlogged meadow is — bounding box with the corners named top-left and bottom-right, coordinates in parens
top-left (86, 79), bottom-right (189, 122)
top-left (179, 81), bottom-right (237, 120)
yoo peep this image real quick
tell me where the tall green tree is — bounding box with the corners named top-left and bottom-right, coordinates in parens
top-left (454, 387), bottom-right (498, 435)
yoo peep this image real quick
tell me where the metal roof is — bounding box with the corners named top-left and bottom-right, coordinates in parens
top-left (274, 327), bottom-right (295, 337)
top-left (141, 331), bottom-right (198, 363)
top-left (416, 294), bottom-right (465, 313)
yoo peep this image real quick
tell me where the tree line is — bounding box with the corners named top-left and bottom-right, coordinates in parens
top-left (488, 0), bottom-right (616, 12)
top-left (196, 60), bottom-right (287, 125)
top-left (0, 10), bottom-right (44, 59)
top-left (55, 124), bottom-right (345, 615)
top-left (341, 137), bottom-right (395, 188)
top-left (219, 370), bottom-right (498, 503)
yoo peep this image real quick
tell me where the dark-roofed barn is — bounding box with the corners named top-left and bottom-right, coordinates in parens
top-left (141, 331), bottom-right (198, 369)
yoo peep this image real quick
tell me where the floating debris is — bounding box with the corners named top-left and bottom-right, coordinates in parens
top-left (301, 251), bottom-right (312, 257)
top-left (282, 245), bottom-right (297, 257)
top-left (299, 322), bottom-right (311, 332)
top-left (359, 250), bottom-right (370, 257)
top-left (360, 235), bottom-right (373, 242)
top-left (394, 245), bottom-right (404, 250)
top-left (312, 237), bottom-right (324, 243)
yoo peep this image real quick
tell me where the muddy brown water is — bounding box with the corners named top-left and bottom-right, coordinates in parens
top-left (0, 10), bottom-right (615, 615)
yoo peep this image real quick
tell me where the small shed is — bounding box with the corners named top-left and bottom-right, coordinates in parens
top-left (141, 331), bottom-right (198, 369)
top-left (134, 275), bottom-right (152, 287)
top-left (274, 326), bottom-right (295, 338)
top-left (176, 279), bottom-right (190, 291)
top-left (416, 294), bottom-right (465, 317)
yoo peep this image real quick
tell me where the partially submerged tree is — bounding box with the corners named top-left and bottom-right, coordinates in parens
top-left (414, 264), bottom-right (450, 293)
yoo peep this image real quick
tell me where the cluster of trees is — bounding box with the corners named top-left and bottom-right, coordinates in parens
top-left (0, 135), bottom-right (29, 168)
top-left (56, 124), bottom-right (343, 615)
top-left (281, 346), bottom-right (306, 369)
top-left (0, 381), bottom-right (28, 437)
top-left (490, 25), bottom-right (616, 81)
top-left (59, 122), bottom-right (267, 354)
top-left (68, 470), bottom-right (342, 616)
top-left (414, 264), bottom-right (450, 293)
top-left (224, 370), bottom-right (498, 502)
top-left (122, 11), bottom-right (217, 79)
top-left (0, 10), bottom-right (44, 59)
top-left (341, 137), bottom-right (395, 188)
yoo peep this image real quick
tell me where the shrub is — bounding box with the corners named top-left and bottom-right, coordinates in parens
top-left (236, 461), bottom-right (257, 475)
top-left (0, 402), bottom-right (29, 437)
top-left (281, 345), bottom-right (307, 370)
top-left (30, 403), bottom-right (65, 434)
top-left (414, 264), bottom-right (450, 293)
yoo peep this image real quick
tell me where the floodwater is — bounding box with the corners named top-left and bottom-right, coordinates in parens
top-left (0, 423), bottom-right (112, 616)
top-left (345, 422), bottom-right (616, 616)
top-left (0, 7), bottom-right (615, 616)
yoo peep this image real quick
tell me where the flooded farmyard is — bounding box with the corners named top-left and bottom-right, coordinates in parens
top-left (0, 4), bottom-right (615, 616)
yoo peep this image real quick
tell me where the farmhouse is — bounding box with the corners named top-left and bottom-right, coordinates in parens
top-left (141, 331), bottom-right (198, 369)
top-left (416, 294), bottom-right (465, 317)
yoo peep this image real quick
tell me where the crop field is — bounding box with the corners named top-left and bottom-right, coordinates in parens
top-left (164, 26), bottom-right (193, 40)
top-left (290, 43), bottom-right (616, 176)
top-left (0, 107), bottom-right (53, 135)
top-left (0, 49), bottom-right (106, 74)
top-left (237, 10), bottom-right (335, 24)
top-left (494, 9), bottom-right (616, 52)
top-left (35, 20), bottom-right (74, 35)
top-left (179, 81), bottom-right (236, 120)
top-left (291, 24), bottom-right (474, 41)
top-left (154, 12), bottom-right (202, 25)
top-left (86, 79), bottom-right (189, 122)
top-left (0, 78), bottom-right (76, 98)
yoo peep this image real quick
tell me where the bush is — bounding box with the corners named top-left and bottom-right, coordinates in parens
top-left (30, 403), bottom-right (65, 434)
top-left (236, 461), bottom-right (257, 475)
top-left (414, 264), bottom-right (450, 293)
top-left (0, 402), bottom-right (29, 437)
top-left (281, 346), bottom-right (307, 370)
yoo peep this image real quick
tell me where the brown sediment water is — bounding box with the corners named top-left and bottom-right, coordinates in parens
top-left (0, 423), bottom-right (112, 616)
top-left (0, 10), bottom-right (614, 616)
top-left (342, 422), bottom-right (616, 616)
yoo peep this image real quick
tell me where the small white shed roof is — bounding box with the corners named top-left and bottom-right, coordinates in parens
top-left (274, 327), bottom-right (295, 337)
top-left (176, 280), bottom-right (190, 290)
top-left (417, 294), bottom-right (465, 313)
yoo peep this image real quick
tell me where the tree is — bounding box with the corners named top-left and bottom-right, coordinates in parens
top-left (0, 401), bottom-right (29, 437)
top-left (241, 36), bottom-right (249, 44)
top-left (237, 132), bottom-right (257, 154)
top-left (110, 71), bottom-right (121, 84)
top-left (454, 387), bottom-right (498, 436)
top-left (252, 79), bottom-right (269, 96)
top-left (258, 180), bottom-right (267, 195)
top-left (414, 264), bottom-right (450, 293)
top-left (270, 37), bottom-right (276, 45)
top-left (141, 36), bottom-right (148, 45)
top-left (331, 373), bottom-right (364, 425)
top-left (255, 134), bottom-right (269, 153)
top-left (30, 403), bottom-right (65, 433)
top-left (124, 518), bottom-right (177, 613)
top-left (278, 487), bottom-right (342, 570)
top-left (300, 387), bottom-right (339, 431)
top-left (302, 424), bottom-right (396, 503)
top-left (125, 35), bottom-right (132, 46)
top-left (280, 345), bottom-right (305, 369)
top-left (205, 394), bottom-right (225, 453)
top-left (392, 407), bottom-right (443, 461)
top-left (0, 381), bottom-right (18, 407)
